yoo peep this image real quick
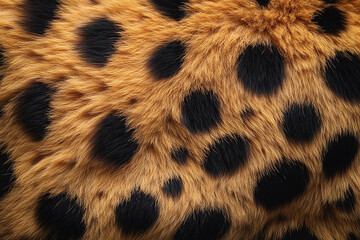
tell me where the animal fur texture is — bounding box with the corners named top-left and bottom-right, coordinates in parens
top-left (0, 0), bottom-right (359, 239)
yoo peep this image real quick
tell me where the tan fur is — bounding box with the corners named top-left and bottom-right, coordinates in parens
top-left (0, 0), bottom-right (359, 239)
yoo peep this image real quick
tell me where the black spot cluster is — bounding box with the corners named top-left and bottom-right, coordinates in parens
top-left (114, 188), bottom-right (231, 239)
top-left (252, 102), bottom-right (322, 211)
top-left (13, 0), bottom-right (360, 238)
top-left (254, 130), bottom-right (359, 211)
top-left (20, 0), bottom-right (123, 66)
top-left (146, 0), bottom-right (189, 79)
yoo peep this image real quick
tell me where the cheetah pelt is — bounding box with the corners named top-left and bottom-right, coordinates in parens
top-left (0, 0), bottom-right (359, 239)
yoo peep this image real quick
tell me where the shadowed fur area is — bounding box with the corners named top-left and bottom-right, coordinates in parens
top-left (0, 0), bottom-right (359, 239)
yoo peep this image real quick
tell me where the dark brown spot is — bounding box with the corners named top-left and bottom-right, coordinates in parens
top-left (97, 191), bottom-right (105, 199)
top-left (129, 98), bottom-right (138, 105)
top-left (240, 108), bottom-right (255, 121)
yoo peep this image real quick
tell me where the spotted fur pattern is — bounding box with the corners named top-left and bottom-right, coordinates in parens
top-left (0, 0), bottom-right (359, 239)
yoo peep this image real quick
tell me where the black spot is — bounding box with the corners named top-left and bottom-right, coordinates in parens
top-left (0, 50), bottom-right (4, 82)
top-left (17, 82), bottom-right (53, 141)
top-left (181, 90), bottom-right (221, 134)
top-left (0, 47), bottom-right (4, 68)
top-left (0, 146), bottom-right (14, 199)
top-left (282, 103), bottom-right (322, 143)
top-left (174, 209), bottom-right (230, 240)
top-left (149, 0), bottom-right (188, 21)
top-left (324, 51), bottom-right (360, 102)
top-left (78, 18), bottom-right (122, 66)
top-left (348, 233), bottom-right (360, 240)
top-left (36, 193), bottom-right (86, 239)
top-left (322, 133), bottom-right (358, 178)
top-left (0, 106), bottom-right (3, 118)
top-left (148, 40), bottom-right (186, 80)
top-left (129, 98), bottom-right (138, 105)
top-left (322, 0), bottom-right (337, 3)
top-left (92, 113), bottom-right (139, 168)
top-left (22, 0), bottom-right (61, 35)
top-left (254, 159), bottom-right (309, 210)
top-left (281, 228), bottom-right (318, 240)
top-left (255, 0), bottom-right (270, 7)
top-left (0, 46), bottom-right (7, 96)
top-left (162, 176), bottom-right (183, 198)
top-left (237, 44), bottom-right (285, 95)
top-left (171, 147), bottom-right (189, 165)
top-left (240, 108), bottom-right (255, 121)
top-left (312, 6), bottom-right (346, 35)
top-left (335, 187), bottom-right (356, 212)
top-left (203, 134), bottom-right (249, 177)
top-left (115, 189), bottom-right (159, 234)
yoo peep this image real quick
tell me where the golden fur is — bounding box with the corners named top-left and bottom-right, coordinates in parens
top-left (0, 0), bottom-right (359, 239)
